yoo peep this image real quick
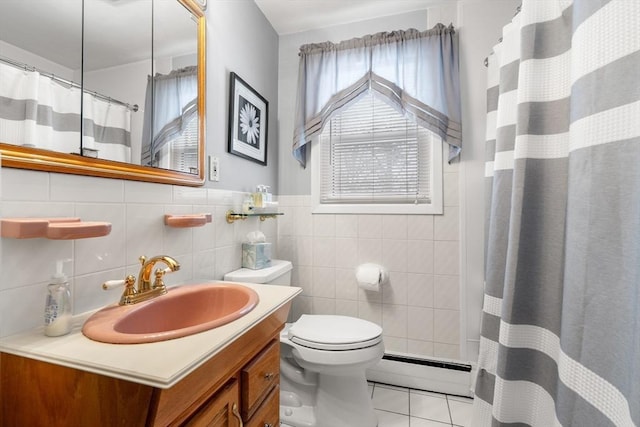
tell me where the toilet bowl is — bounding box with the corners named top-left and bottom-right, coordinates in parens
top-left (224, 260), bottom-right (384, 427)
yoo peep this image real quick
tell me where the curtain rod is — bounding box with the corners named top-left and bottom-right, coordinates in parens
top-left (483, 3), bottom-right (522, 67)
top-left (0, 55), bottom-right (139, 112)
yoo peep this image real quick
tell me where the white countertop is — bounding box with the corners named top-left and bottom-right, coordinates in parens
top-left (0, 281), bottom-right (301, 389)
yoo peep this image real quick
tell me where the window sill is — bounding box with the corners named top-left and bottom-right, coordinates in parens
top-left (312, 203), bottom-right (442, 215)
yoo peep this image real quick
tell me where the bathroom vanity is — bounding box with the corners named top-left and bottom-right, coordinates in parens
top-left (0, 282), bottom-right (300, 426)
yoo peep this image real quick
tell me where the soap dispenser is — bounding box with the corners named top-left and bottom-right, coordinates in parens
top-left (44, 259), bottom-right (72, 337)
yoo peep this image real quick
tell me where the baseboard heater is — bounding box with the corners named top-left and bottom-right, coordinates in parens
top-left (366, 353), bottom-right (475, 397)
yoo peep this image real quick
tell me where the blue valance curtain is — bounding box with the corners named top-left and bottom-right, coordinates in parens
top-left (292, 24), bottom-right (461, 167)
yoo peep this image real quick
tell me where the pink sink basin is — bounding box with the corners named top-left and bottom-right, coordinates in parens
top-left (82, 283), bottom-right (259, 344)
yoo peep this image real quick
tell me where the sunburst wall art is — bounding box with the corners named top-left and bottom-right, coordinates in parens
top-left (228, 72), bottom-right (269, 165)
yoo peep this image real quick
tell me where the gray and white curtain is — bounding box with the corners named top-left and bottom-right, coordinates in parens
top-left (82, 92), bottom-right (132, 163)
top-left (292, 24), bottom-right (461, 167)
top-left (474, 1), bottom-right (639, 426)
top-left (0, 63), bottom-right (80, 154)
top-left (0, 62), bottom-right (132, 162)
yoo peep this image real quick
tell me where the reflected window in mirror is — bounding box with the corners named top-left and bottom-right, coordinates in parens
top-left (144, 0), bottom-right (199, 174)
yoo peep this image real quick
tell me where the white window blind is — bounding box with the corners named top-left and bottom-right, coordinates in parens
top-left (168, 116), bottom-right (199, 174)
top-left (319, 92), bottom-right (438, 205)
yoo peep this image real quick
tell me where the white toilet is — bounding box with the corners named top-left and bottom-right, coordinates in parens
top-left (224, 260), bottom-right (384, 427)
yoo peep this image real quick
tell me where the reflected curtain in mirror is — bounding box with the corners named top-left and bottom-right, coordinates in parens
top-left (0, 60), bottom-right (80, 154)
top-left (82, 93), bottom-right (132, 163)
top-left (141, 66), bottom-right (198, 172)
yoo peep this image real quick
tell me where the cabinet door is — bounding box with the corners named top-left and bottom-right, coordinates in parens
top-left (182, 379), bottom-right (242, 427)
top-left (245, 385), bottom-right (279, 427)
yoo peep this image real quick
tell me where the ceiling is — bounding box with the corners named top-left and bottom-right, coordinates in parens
top-left (254, 0), bottom-right (447, 35)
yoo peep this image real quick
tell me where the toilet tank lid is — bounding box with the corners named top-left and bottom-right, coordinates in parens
top-left (223, 259), bottom-right (292, 283)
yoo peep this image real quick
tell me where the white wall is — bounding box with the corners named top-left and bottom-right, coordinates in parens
top-left (0, 40), bottom-right (79, 81)
top-left (205, 0), bottom-right (280, 193)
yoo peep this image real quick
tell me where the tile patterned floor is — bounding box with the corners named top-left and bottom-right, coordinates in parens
top-left (369, 382), bottom-right (473, 427)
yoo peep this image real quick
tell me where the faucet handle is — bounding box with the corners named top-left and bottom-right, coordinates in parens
top-left (119, 275), bottom-right (138, 305)
top-left (102, 275), bottom-right (136, 290)
top-left (102, 279), bottom-right (125, 290)
top-left (152, 267), bottom-right (174, 291)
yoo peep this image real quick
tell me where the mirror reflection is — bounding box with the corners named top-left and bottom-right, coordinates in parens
top-left (0, 0), bottom-right (83, 154)
top-left (144, 0), bottom-right (199, 173)
top-left (0, 0), bottom-right (202, 176)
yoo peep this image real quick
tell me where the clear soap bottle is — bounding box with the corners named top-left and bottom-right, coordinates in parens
top-left (44, 259), bottom-right (72, 337)
top-left (253, 185), bottom-right (265, 208)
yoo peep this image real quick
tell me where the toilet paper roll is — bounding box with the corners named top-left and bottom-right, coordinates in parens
top-left (356, 263), bottom-right (388, 292)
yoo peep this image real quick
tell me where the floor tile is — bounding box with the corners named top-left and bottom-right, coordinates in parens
top-left (447, 396), bottom-right (473, 427)
top-left (368, 382), bottom-right (473, 427)
top-left (410, 417), bottom-right (453, 427)
top-left (372, 384), bottom-right (410, 415)
top-left (409, 390), bottom-right (451, 424)
top-left (375, 410), bottom-right (410, 427)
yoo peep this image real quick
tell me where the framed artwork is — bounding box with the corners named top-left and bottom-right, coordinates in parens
top-left (227, 72), bottom-right (269, 165)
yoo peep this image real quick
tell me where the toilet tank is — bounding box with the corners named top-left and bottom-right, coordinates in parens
top-left (224, 259), bottom-right (292, 286)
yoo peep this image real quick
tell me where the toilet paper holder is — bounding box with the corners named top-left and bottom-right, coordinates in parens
top-left (356, 263), bottom-right (388, 291)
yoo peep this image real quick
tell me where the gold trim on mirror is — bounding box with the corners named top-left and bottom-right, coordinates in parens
top-left (0, 0), bottom-right (206, 187)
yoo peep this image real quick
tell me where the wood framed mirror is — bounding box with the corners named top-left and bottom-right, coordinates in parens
top-left (0, 0), bottom-right (206, 186)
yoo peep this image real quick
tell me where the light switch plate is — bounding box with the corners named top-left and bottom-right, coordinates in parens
top-left (209, 156), bottom-right (219, 181)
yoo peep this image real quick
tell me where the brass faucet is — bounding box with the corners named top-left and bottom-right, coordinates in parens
top-left (114, 255), bottom-right (180, 305)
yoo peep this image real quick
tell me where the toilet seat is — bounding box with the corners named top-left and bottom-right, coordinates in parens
top-left (288, 315), bottom-right (382, 351)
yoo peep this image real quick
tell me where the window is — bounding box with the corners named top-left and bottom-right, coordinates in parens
top-left (156, 116), bottom-right (199, 174)
top-left (312, 92), bottom-right (443, 214)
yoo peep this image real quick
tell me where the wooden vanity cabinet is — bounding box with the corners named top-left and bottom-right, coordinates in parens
top-left (0, 304), bottom-right (288, 427)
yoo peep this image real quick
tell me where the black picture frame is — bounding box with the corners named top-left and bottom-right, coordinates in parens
top-left (227, 72), bottom-right (269, 165)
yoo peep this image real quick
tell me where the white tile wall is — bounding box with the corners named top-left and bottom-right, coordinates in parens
top-left (277, 157), bottom-right (461, 360)
top-left (0, 169), bottom-right (274, 337)
top-left (1, 165), bottom-right (462, 361)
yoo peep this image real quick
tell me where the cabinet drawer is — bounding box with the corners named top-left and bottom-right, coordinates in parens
top-left (244, 385), bottom-right (279, 427)
top-left (241, 339), bottom-right (279, 419)
top-left (182, 378), bottom-right (242, 427)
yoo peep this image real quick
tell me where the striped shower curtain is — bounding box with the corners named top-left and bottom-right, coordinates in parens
top-left (82, 93), bottom-right (132, 163)
top-left (0, 63), bottom-right (81, 154)
top-left (0, 62), bottom-right (132, 162)
top-left (474, 1), bottom-right (639, 426)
